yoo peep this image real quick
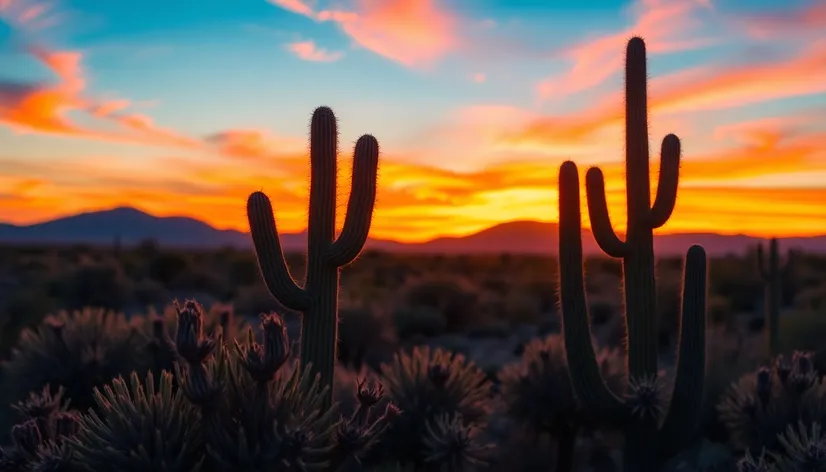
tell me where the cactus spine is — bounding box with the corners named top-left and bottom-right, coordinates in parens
top-left (558, 37), bottom-right (707, 471)
top-left (756, 238), bottom-right (792, 356)
top-left (247, 106), bottom-right (379, 407)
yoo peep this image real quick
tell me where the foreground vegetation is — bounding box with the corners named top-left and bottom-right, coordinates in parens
top-left (1, 37), bottom-right (825, 471)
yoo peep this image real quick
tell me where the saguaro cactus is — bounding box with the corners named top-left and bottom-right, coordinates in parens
top-left (757, 238), bottom-right (793, 356)
top-left (558, 37), bottom-right (707, 471)
top-left (247, 106), bottom-right (379, 406)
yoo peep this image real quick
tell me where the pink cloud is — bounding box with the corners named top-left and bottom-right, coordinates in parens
top-left (472, 73), bottom-right (486, 83)
top-left (0, 0), bottom-right (61, 30)
top-left (502, 38), bottom-right (826, 150)
top-left (536, 0), bottom-right (715, 100)
top-left (286, 40), bottom-right (344, 62)
top-left (268, 0), bottom-right (459, 69)
top-left (741, 1), bottom-right (826, 38)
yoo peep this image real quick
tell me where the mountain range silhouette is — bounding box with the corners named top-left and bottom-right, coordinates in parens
top-left (0, 207), bottom-right (823, 256)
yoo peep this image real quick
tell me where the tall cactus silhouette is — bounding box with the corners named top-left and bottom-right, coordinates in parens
top-left (247, 106), bottom-right (379, 407)
top-left (756, 238), bottom-right (793, 356)
top-left (558, 37), bottom-right (707, 471)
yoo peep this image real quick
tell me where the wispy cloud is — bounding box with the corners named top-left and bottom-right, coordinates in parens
top-left (286, 40), bottom-right (344, 62)
top-left (536, 0), bottom-right (716, 100)
top-left (740, 1), bottom-right (826, 38)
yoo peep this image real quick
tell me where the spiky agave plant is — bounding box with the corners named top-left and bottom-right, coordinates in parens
top-left (369, 346), bottom-right (494, 470)
top-left (0, 387), bottom-right (81, 472)
top-left (772, 421), bottom-right (826, 471)
top-left (736, 450), bottom-right (777, 472)
top-left (67, 370), bottom-right (202, 472)
top-left (718, 351), bottom-right (826, 454)
top-left (173, 299), bottom-right (394, 471)
top-left (2, 309), bottom-right (144, 414)
top-left (498, 334), bottom-right (626, 472)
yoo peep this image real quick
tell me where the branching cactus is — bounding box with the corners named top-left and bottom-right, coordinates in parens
top-left (756, 238), bottom-right (794, 356)
top-left (247, 106), bottom-right (379, 406)
top-left (557, 37), bottom-right (708, 471)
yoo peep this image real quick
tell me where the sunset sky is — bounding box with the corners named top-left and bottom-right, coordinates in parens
top-left (0, 0), bottom-right (824, 242)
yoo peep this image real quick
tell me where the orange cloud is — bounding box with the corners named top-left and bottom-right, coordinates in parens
top-left (286, 40), bottom-right (344, 62)
top-left (537, 0), bottom-right (715, 100)
top-left (0, 45), bottom-right (201, 148)
top-left (268, 0), bottom-right (458, 68)
top-left (8, 103), bottom-right (819, 242)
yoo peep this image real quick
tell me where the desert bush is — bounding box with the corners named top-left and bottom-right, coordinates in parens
top-left (147, 252), bottom-right (191, 286)
top-left (402, 278), bottom-right (479, 333)
top-left (701, 327), bottom-right (765, 443)
top-left (778, 310), bottom-right (826, 360)
top-left (392, 306), bottom-right (448, 340)
top-left (337, 305), bottom-right (397, 370)
top-left (55, 259), bottom-right (130, 311)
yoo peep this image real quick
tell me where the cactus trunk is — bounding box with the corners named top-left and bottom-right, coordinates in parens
top-left (247, 106), bottom-right (379, 407)
top-left (558, 37), bottom-right (707, 471)
top-left (756, 238), bottom-right (792, 356)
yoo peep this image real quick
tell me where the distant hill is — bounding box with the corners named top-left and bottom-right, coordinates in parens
top-left (0, 207), bottom-right (824, 256)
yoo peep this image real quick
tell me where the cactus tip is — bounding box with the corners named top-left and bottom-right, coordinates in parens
top-left (585, 166), bottom-right (603, 182)
top-left (313, 105), bottom-right (335, 115)
top-left (627, 36), bottom-right (646, 51)
top-left (560, 160), bottom-right (578, 173)
top-left (686, 244), bottom-right (706, 259)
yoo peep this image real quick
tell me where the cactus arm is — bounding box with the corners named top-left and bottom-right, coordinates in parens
top-left (559, 161), bottom-right (627, 424)
top-left (648, 134), bottom-right (681, 229)
top-left (658, 244), bottom-right (707, 457)
top-left (585, 167), bottom-right (628, 258)
top-left (326, 134), bottom-right (380, 266)
top-left (247, 192), bottom-right (311, 310)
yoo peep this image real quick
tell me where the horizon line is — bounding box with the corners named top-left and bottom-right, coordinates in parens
top-left (4, 204), bottom-right (825, 242)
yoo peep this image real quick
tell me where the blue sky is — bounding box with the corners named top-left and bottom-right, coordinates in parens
top-left (0, 0), bottom-right (824, 240)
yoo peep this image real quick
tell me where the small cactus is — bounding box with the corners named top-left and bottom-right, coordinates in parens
top-left (756, 238), bottom-right (794, 356)
top-left (247, 106), bottom-right (380, 407)
top-left (557, 37), bottom-right (707, 471)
